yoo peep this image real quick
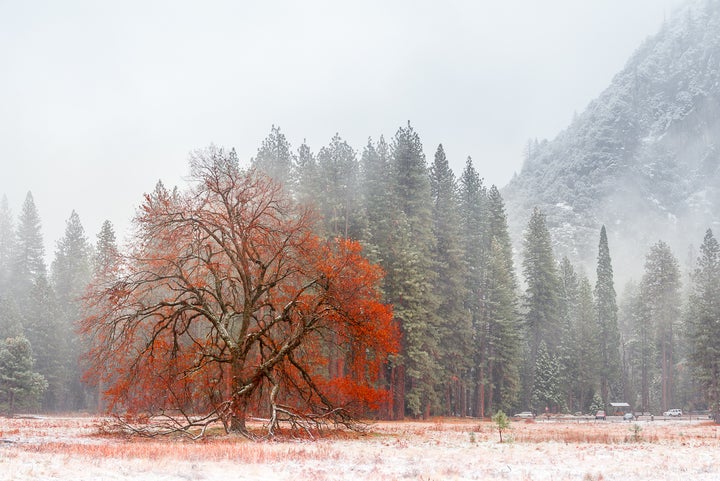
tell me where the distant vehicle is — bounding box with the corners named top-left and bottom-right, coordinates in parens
top-left (514, 411), bottom-right (534, 418)
top-left (663, 409), bottom-right (682, 417)
top-left (623, 413), bottom-right (635, 421)
top-left (595, 410), bottom-right (606, 420)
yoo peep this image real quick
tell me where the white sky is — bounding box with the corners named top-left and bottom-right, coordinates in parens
top-left (0, 0), bottom-right (685, 254)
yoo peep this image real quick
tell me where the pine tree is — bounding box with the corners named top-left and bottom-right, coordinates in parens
top-left (12, 192), bottom-right (47, 300)
top-left (458, 157), bottom-right (487, 416)
top-left (429, 144), bottom-right (470, 416)
top-left (557, 257), bottom-right (580, 411)
top-left (51, 210), bottom-right (93, 410)
top-left (686, 229), bottom-right (720, 423)
top-left (557, 259), bottom-right (600, 413)
top-left (251, 125), bottom-right (295, 188)
top-left (358, 137), bottom-right (407, 419)
top-left (388, 122), bottom-right (440, 418)
top-left (357, 136), bottom-right (397, 417)
top-left (483, 238), bottom-right (521, 414)
top-left (90, 220), bottom-right (120, 412)
top-left (595, 225), bottom-right (622, 407)
top-left (0, 336), bottom-right (47, 415)
top-left (521, 207), bottom-right (561, 408)
top-left (11, 193), bottom-right (61, 410)
top-left (300, 134), bottom-right (363, 391)
top-left (639, 241), bottom-right (681, 412)
top-left (531, 340), bottom-right (564, 413)
top-left (473, 182), bottom-right (521, 416)
top-left (575, 275), bottom-right (600, 412)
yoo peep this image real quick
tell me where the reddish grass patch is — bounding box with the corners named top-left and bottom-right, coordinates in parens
top-left (22, 439), bottom-right (343, 463)
top-left (4, 415), bottom-right (720, 481)
top-left (4, 415), bottom-right (720, 465)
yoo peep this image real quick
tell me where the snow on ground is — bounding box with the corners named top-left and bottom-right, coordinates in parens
top-left (1, 416), bottom-right (719, 480)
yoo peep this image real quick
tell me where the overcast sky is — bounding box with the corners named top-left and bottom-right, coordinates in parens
top-left (0, 0), bottom-right (686, 254)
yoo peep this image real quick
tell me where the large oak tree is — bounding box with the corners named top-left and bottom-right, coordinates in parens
top-left (82, 147), bottom-right (396, 438)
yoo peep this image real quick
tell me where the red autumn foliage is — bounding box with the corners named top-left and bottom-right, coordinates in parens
top-left (81, 148), bottom-right (397, 438)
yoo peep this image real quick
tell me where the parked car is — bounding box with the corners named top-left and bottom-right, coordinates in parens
top-left (595, 410), bottom-right (606, 420)
top-left (514, 411), bottom-right (534, 418)
top-left (663, 409), bottom-right (682, 417)
top-left (623, 412), bottom-right (635, 421)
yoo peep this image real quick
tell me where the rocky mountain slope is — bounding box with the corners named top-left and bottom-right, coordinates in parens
top-left (504, 0), bottom-right (720, 279)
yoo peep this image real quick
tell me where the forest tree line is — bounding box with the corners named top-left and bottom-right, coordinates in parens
top-left (2, 123), bottom-right (720, 421)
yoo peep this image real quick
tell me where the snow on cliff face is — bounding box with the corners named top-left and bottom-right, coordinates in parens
top-left (504, 0), bottom-right (720, 280)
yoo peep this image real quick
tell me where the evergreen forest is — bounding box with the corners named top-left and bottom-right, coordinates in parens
top-left (2, 123), bottom-right (720, 422)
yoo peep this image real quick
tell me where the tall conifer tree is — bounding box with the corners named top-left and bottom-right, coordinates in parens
top-left (458, 158), bottom-right (487, 415)
top-left (595, 225), bottom-right (621, 407)
top-left (557, 259), bottom-right (600, 412)
top-left (558, 257), bottom-right (581, 410)
top-left (12, 192), bottom-right (47, 300)
top-left (521, 207), bottom-right (560, 408)
top-left (51, 210), bottom-right (93, 410)
top-left (429, 144), bottom-right (470, 416)
top-left (12, 193), bottom-right (62, 410)
top-left (307, 134), bottom-right (363, 386)
top-left (388, 122), bottom-right (440, 418)
top-left (478, 184), bottom-right (521, 415)
top-left (575, 275), bottom-right (600, 412)
top-left (686, 229), bottom-right (720, 423)
top-left (358, 136), bottom-right (408, 419)
top-left (91, 220), bottom-right (120, 412)
top-left (639, 241), bottom-right (681, 412)
top-left (482, 238), bottom-right (521, 414)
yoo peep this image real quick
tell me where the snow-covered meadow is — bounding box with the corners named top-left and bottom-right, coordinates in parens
top-left (1, 416), bottom-right (718, 480)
